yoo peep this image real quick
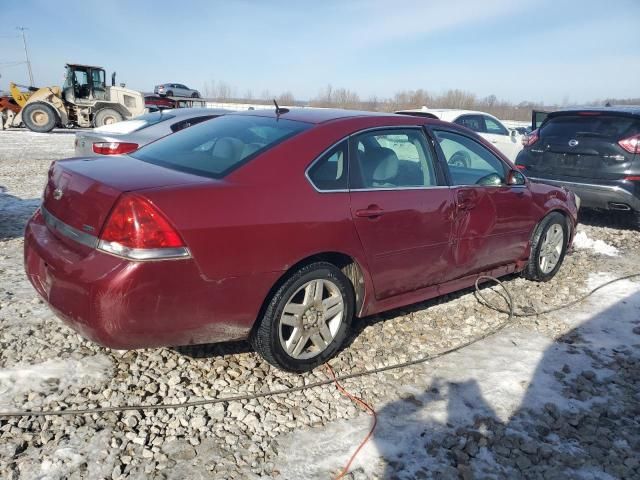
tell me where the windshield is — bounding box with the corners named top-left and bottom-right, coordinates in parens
top-left (130, 115), bottom-right (312, 178)
top-left (93, 111), bottom-right (176, 134)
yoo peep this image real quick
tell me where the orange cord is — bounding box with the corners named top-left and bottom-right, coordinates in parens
top-left (325, 364), bottom-right (378, 480)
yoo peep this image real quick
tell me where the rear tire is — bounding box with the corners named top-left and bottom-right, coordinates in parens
top-left (523, 212), bottom-right (568, 282)
top-left (22, 102), bottom-right (58, 133)
top-left (94, 108), bottom-right (124, 128)
top-left (250, 262), bottom-right (354, 372)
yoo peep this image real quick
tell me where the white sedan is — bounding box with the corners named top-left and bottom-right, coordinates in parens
top-left (396, 108), bottom-right (523, 162)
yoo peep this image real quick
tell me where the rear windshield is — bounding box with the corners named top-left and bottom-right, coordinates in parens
top-left (541, 115), bottom-right (640, 139)
top-left (130, 115), bottom-right (312, 178)
top-left (93, 111), bottom-right (175, 134)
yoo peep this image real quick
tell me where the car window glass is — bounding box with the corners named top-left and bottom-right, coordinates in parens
top-left (484, 116), bottom-right (509, 135)
top-left (131, 115), bottom-right (311, 178)
top-left (434, 130), bottom-right (506, 185)
top-left (170, 115), bottom-right (216, 133)
top-left (351, 129), bottom-right (436, 189)
top-left (540, 115), bottom-right (640, 139)
top-left (454, 115), bottom-right (485, 133)
top-left (307, 141), bottom-right (348, 191)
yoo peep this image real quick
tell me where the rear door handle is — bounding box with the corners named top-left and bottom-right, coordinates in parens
top-left (355, 206), bottom-right (385, 218)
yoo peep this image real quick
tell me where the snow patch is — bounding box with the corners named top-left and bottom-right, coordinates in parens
top-left (573, 231), bottom-right (618, 256)
top-left (275, 274), bottom-right (640, 478)
top-left (0, 355), bottom-right (113, 407)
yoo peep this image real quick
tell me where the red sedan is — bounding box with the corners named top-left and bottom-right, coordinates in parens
top-left (24, 108), bottom-right (578, 372)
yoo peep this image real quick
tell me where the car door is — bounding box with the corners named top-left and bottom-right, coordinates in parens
top-left (481, 115), bottom-right (522, 161)
top-left (348, 127), bottom-right (456, 300)
top-left (430, 127), bottom-right (536, 278)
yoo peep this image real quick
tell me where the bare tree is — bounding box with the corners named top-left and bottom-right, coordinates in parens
top-left (277, 91), bottom-right (295, 105)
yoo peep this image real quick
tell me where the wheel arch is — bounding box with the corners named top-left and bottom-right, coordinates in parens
top-left (252, 251), bottom-right (370, 336)
top-left (93, 102), bottom-right (130, 119)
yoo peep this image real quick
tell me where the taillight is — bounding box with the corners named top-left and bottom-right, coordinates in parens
top-left (523, 129), bottom-right (539, 147)
top-left (92, 142), bottom-right (139, 155)
top-left (515, 165), bottom-right (526, 170)
top-left (98, 195), bottom-right (189, 260)
top-left (618, 133), bottom-right (640, 154)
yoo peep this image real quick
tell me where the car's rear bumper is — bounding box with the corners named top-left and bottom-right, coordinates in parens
top-left (528, 176), bottom-right (640, 212)
top-left (24, 210), bottom-right (280, 349)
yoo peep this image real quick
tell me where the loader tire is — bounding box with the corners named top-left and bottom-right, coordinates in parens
top-left (94, 108), bottom-right (124, 127)
top-left (22, 102), bottom-right (57, 133)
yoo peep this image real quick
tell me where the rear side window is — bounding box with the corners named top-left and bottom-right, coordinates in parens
top-left (541, 115), bottom-right (640, 139)
top-left (170, 115), bottom-right (216, 133)
top-left (131, 115), bottom-right (311, 178)
top-left (307, 141), bottom-right (348, 191)
top-left (455, 115), bottom-right (484, 133)
top-left (351, 129), bottom-right (437, 189)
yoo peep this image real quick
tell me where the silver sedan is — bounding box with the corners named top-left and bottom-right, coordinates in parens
top-left (74, 108), bottom-right (230, 157)
top-left (154, 83), bottom-right (200, 98)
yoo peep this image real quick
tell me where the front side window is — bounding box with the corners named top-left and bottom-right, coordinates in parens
top-left (131, 115), bottom-right (311, 178)
top-left (454, 115), bottom-right (485, 133)
top-left (434, 130), bottom-right (506, 186)
top-left (351, 129), bottom-right (436, 189)
top-left (484, 116), bottom-right (509, 135)
top-left (307, 141), bottom-right (348, 191)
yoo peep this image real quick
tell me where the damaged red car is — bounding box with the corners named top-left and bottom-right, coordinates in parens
top-left (24, 109), bottom-right (578, 372)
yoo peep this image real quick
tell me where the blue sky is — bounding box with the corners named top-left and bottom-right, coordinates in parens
top-left (1, 0), bottom-right (638, 104)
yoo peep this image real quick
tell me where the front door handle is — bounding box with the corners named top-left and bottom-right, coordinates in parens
top-left (355, 205), bottom-right (385, 218)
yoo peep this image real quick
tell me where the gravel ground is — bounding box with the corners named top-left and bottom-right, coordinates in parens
top-left (1, 129), bottom-right (639, 479)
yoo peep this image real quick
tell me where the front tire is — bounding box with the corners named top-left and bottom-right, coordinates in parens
top-left (94, 108), bottom-right (124, 127)
top-left (22, 102), bottom-right (58, 133)
top-left (250, 262), bottom-right (354, 372)
top-left (191, 92), bottom-right (200, 98)
top-left (523, 212), bottom-right (568, 282)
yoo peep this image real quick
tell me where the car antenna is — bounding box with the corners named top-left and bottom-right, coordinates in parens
top-left (273, 99), bottom-right (289, 116)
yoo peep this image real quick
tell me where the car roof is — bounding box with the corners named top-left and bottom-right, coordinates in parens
top-left (548, 106), bottom-right (640, 117)
top-left (397, 107), bottom-right (499, 118)
top-left (157, 107), bottom-right (232, 117)
top-left (230, 107), bottom-right (406, 124)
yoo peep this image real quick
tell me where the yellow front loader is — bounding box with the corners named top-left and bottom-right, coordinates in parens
top-left (1, 64), bottom-right (145, 132)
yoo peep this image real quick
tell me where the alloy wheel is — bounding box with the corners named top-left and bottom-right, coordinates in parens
top-left (278, 279), bottom-right (344, 360)
top-left (539, 224), bottom-right (564, 274)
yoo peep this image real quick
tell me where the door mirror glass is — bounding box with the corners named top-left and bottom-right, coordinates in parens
top-left (476, 173), bottom-right (503, 186)
top-left (507, 170), bottom-right (526, 186)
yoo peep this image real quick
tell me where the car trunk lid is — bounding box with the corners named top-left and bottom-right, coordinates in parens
top-left (42, 156), bottom-right (210, 250)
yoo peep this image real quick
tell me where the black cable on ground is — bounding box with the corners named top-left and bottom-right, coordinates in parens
top-left (0, 272), bottom-right (638, 419)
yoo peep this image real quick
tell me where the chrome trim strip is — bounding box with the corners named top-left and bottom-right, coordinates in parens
top-left (97, 240), bottom-right (191, 261)
top-left (41, 207), bottom-right (98, 249)
top-left (350, 185), bottom-right (452, 192)
top-left (527, 177), bottom-right (632, 195)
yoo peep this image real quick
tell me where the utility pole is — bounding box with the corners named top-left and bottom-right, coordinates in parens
top-left (17, 26), bottom-right (34, 86)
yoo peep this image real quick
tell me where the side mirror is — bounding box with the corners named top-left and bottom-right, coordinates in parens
top-left (510, 129), bottom-right (517, 138)
top-left (507, 170), bottom-right (526, 186)
top-left (476, 173), bottom-right (503, 186)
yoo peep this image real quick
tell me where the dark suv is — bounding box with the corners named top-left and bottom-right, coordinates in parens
top-left (516, 107), bottom-right (640, 224)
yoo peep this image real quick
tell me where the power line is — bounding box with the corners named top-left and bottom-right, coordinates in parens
top-left (16, 27), bottom-right (34, 86)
